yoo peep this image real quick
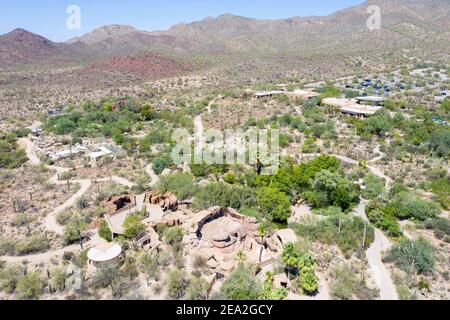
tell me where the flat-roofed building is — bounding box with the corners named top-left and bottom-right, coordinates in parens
top-left (286, 89), bottom-right (319, 101)
top-left (355, 96), bottom-right (385, 106)
top-left (253, 90), bottom-right (285, 99)
top-left (322, 97), bottom-right (355, 108)
top-left (340, 105), bottom-right (382, 117)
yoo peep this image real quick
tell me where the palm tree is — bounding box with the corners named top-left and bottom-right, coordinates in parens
top-left (257, 224), bottom-right (268, 263)
top-left (281, 243), bottom-right (301, 277)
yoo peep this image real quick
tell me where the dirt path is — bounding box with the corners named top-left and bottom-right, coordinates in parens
top-left (145, 164), bottom-right (160, 187)
top-left (304, 150), bottom-right (398, 300)
top-left (18, 138), bottom-right (41, 165)
top-left (0, 138), bottom-right (157, 262)
top-left (0, 233), bottom-right (104, 265)
top-left (353, 199), bottom-right (398, 300)
top-left (43, 179), bottom-right (92, 235)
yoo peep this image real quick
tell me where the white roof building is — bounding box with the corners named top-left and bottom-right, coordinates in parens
top-left (87, 243), bottom-right (122, 263)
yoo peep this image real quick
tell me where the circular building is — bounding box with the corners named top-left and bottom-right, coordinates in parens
top-left (87, 243), bottom-right (122, 268)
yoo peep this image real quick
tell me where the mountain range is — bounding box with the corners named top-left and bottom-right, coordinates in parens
top-left (0, 0), bottom-right (449, 72)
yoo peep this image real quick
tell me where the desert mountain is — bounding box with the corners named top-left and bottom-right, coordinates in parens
top-left (0, 29), bottom-right (67, 65)
top-left (1, 0), bottom-right (448, 67)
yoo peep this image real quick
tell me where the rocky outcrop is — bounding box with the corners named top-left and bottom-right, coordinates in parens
top-left (101, 193), bottom-right (135, 215)
top-left (147, 192), bottom-right (178, 212)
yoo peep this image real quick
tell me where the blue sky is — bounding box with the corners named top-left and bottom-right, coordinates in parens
top-left (1, 0), bottom-right (365, 42)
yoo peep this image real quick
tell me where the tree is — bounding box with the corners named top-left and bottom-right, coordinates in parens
top-left (16, 272), bottom-right (45, 300)
top-left (139, 253), bottom-right (159, 285)
top-left (163, 226), bottom-right (185, 253)
top-left (308, 170), bottom-right (359, 211)
top-left (123, 215), bottom-right (145, 239)
top-left (300, 270), bottom-right (319, 295)
top-left (220, 265), bottom-right (261, 300)
top-left (359, 115), bottom-right (393, 137)
top-left (256, 187), bottom-right (291, 222)
top-left (281, 243), bottom-right (301, 276)
top-left (153, 154), bottom-right (173, 175)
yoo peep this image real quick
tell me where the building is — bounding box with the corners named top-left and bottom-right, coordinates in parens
top-left (87, 146), bottom-right (113, 161)
top-left (340, 105), bottom-right (383, 117)
top-left (253, 90), bottom-right (285, 99)
top-left (322, 98), bottom-right (355, 108)
top-left (47, 108), bottom-right (63, 117)
top-left (355, 96), bottom-right (385, 107)
top-left (286, 89), bottom-right (319, 101)
top-left (48, 145), bottom-right (87, 161)
top-left (322, 97), bottom-right (382, 118)
top-left (87, 243), bottom-right (122, 269)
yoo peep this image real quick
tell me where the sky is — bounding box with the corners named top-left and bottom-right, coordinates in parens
top-left (1, 0), bottom-right (365, 42)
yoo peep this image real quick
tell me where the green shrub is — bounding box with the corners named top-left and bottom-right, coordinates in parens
top-left (0, 266), bottom-right (20, 293)
top-left (155, 172), bottom-right (195, 201)
top-left (386, 238), bottom-right (435, 274)
top-left (15, 234), bottom-right (51, 255)
top-left (292, 216), bottom-right (374, 254)
top-left (166, 269), bottom-right (189, 300)
top-left (362, 174), bottom-right (385, 200)
top-left (16, 272), bottom-right (45, 300)
top-left (63, 219), bottom-right (88, 245)
top-left (422, 218), bottom-right (450, 240)
top-left (123, 215), bottom-right (145, 239)
top-left (99, 221), bottom-right (112, 242)
top-left (0, 132), bottom-right (28, 169)
top-left (220, 265), bottom-right (261, 300)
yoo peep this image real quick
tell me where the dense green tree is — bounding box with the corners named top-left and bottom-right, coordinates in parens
top-left (256, 187), bottom-right (291, 222)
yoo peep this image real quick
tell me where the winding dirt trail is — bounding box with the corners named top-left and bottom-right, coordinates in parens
top-left (353, 200), bottom-right (398, 300)
top-left (303, 146), bottom-right (398, 300)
